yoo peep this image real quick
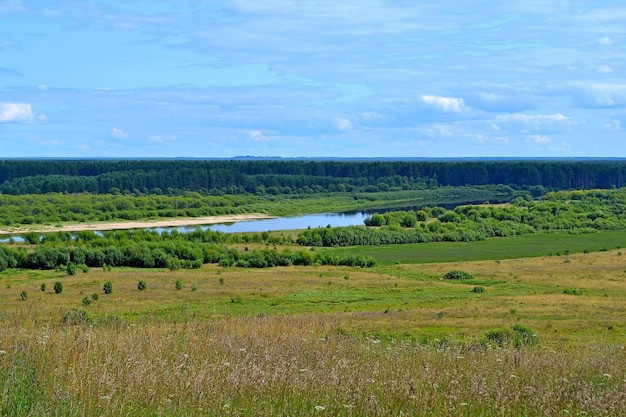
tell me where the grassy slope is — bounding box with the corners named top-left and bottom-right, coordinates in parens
top-left (2, 243), bottom-right (626, 415)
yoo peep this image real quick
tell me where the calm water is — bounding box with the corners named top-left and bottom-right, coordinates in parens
top-left (149, 211), bottom-right (371, 234)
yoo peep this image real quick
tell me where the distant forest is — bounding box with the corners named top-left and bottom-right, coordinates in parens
top-left (0, 159), bottom-right (624, 195)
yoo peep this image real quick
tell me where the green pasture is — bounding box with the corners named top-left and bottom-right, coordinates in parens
top-left (329, 230), bottom-right (626, 264)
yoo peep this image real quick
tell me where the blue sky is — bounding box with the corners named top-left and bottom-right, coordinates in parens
top-left (1, 1), bottom-right (625, 158)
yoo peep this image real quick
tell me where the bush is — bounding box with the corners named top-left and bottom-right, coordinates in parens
top-left (563, 288), bottom-right (583, 296)
top-left (63, 308), bottom-right (91, 326)
top-left (20, 291), bottom-right (27, 301)
top-left (53, 281), bottom-right (63, 294)
top-left (485, 328), bottom-right (515, 348)
top-left (471, 286), bottom-right (485, 293)
top-left (82, 296), bottom-right (91, 306)
top-left (67, 263), bottom-right (77, 276)
top-left (512, 324), bottom-right (538, 348)
top-left (443, 270), bottom-right (474, 280)
top-left (175, 279), bottom-right (183, 290)
top-left (103, 281), bottom-right (113, 295)
top-left (40, 283), bottom-right (46, 292)
top-left (138, 280), bottom-right (147, 291)
top-left (485, 324), bottom-right (538, 348)
top-left (91, 293), bottom-right (99, 301)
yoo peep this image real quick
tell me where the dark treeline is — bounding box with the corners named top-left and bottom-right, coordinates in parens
top-left (0, 160), bottom-right (625, 195)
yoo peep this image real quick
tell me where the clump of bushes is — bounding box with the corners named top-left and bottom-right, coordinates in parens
top-left (63, 308), bottom-right (91, 326)
top-left (485, 324), bottom-right (538, 348)
top-left (563, 288), bottom-right (583, 296)
top-left (471, 286), bottom-right (485, 293)
top-left (443, 270), bottom-right (473, 280)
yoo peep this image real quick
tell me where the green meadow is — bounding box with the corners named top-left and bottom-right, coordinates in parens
top-left (2, 234), bottom-right (626, 415)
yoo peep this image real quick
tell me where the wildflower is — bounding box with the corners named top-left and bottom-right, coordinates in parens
top-left (314, 405), bottom-right (326, 411)
top-left (0, 350), bottom-right (6, 355)
top-left (603, 373), bottom-right (611, 378)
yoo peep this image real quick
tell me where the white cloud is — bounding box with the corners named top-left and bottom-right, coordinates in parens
top-left (527, 134), bottom-right (551, 143)
top-left (421, 95), bottom-right (466, 112)
top-left (111, 127), bottom-right (129, 139)
top-left (0, 103), bottom-right (33, 123)
top-left (604, 120), bottom-right (621, 131)
top-left (422, 124), bottom-right (454, 139)
top-left (596, 36), bottom-right (613, 45)
top-left (495, 113), bottom-right (567, 124)
top-left (591, 65), bottom-right (613, 74)
top-left (335, 117), bottom-right (353, 132)
top-left (491, 113), bottom-right (572, 134)
top-left (149, 134), bottom-right (176, 143)
top-left (576, 83), bottom-right (626, 107)
top-left (248, 130), bottom-right (267, 142)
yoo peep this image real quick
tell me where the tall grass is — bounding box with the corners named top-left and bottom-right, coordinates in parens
top-left (1, 309), bottom-right (625, 416)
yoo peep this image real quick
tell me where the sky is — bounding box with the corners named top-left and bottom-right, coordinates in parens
top-left (1, 1), bottom-right (625, 158)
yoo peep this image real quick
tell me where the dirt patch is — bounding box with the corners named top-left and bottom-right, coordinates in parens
top-left (0, 213), bottom-right (274, 235)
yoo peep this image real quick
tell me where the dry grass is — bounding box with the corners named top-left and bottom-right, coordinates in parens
top-left (2, 311), bottom-right (626, 416)
top-left (2, 250), bottom-right (626, 415)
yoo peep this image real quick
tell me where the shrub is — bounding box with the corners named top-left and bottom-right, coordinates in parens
top-left (103, 281), bottom-right (113, 294)
top-left (471, 286), bottom-right (485, 293)
top-left (443, 270), bottom-right (474, 280)
top-left (20, 291), bottom-right (27, 301)
top-left (563, 288), bottom-right (583, 296)
top-left (485, 324), bottom-right (538, 349)
top-left (63, 308), bottom-right (91, 326)
top-left (191, 284), bottom-right (197, 292)
top-left (53, 281), bottom-right (63, 294)
top-left (40, 283), bottom-right (46, 292)
top-left (485, 328), bottom-right (515, 348)
top-left (82, 296), bottom-right (91, 306)
top-left (138, 280), bottom-right (147, 291)
top-left (175, 279), bottom-right (183, 290)
top-left (512, 324), bottom-right (538, 348)
top-left (91, 293), bottom-right (99, 301)
top-left (66, 263), bottom-right (77, 276)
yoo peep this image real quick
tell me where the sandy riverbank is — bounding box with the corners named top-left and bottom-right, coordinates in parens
top-left (0, 213), bottom-right (274, 235)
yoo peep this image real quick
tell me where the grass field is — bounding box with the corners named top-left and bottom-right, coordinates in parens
top-left (2, 234), bottom-right (626, 415)
top-left (330, 230), bottom-right (626, 264)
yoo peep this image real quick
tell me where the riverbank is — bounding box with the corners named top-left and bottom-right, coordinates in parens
top-left (0, 213), bottom-right (274, 235)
